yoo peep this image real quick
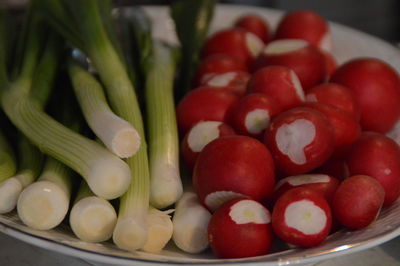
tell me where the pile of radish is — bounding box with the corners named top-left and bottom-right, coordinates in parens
top-left (176, 9), bottom-right (400, 258)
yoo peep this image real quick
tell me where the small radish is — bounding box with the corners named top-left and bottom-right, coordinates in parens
top-left (176, 88), bottom-right (240, 134)
top-left (181, 121), bottom-right (236, 172)
top-left (305, 83), bottom-right (360, 121)
top-left (252, 39), bottom-right (326, 91)
top-left (264, 107), bottom-right (335, 175)
top-left (193, 136), bottom-right (275, 212)
top-left (208, 198), bottom-right (273, 258)
top-left (321, 50), bottom-right (338, 80)
top-left (275, 10), bottom-right (332, 52)
top-left (331, 57), bottom-right (400, 133)
top-left (272, 187), bottom-right (332, 247)
top-left (200, 71), bottom-right (250, 96)
top-left (230, 93), bottom-right (281, 139)
top-left (302, 102), bottom-right (361, 156)
top-left (193, 54), bottom-right (247, 86)
top-left (346, 132), bottom-right (400, 206)
top-left (234, 14), bottom-right (271, 43)
top-left (273, 174), bottom-right (340, 203)
top-left (332, 175), bottom-right (385, 229)
top-left (314, 157), bottom-right (348, 181)
top-left (247, 66), bottom-right (305, 111)
top-left (202, 28), bottom-right (264, 68)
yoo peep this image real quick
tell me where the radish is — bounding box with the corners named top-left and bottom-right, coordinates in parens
top-left (193, 136), bottom-right (275, 212)
top-left (302, 102), bottom-right (361, 156)
top-left (272, 187), bottom-right (332, 247)
top-left (273, 174), bottom-right (340, 203)
top-left (264, 107), bottom-right (335, 175)
top-left (230, 93), bottom-right (281, 139)
top-left (346, 132), bottom-right (400, 206)
top-left (247, 66), bottom-right (305, 111)
top-left (208, 198), bottom-right (273, 258)
top-left (193, 54), bottom-right (247, 86)
top-left (234, 14), bottom-right (271, 43)
top-left (305, 83), bottom-right (360, 121)
top-left (252, 39), bottom-right (326, 91)
top-left (331, 58), bottom-right (400, 133)
top-left (176, 88), bottom-right (240, 134)
top-left (202, 28), bottom-right (264, 68)
top-left (275, 10), bottom-right (332, 52)
top-left (332, 175), bottom-right (385, 229)
top-left (181, 121), bottom-right (235, 172)
top-left (200, 71), bottom-right (250, 96)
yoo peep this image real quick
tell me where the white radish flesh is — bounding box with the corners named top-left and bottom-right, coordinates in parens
top-left (263, 39), bottom-right (308, 55)
top-left (229, 199), bottom-right (270, 225)
top-left (245, 109), bottom-right (270, 134)
top-left (187, 121), bottom-right (223, 152)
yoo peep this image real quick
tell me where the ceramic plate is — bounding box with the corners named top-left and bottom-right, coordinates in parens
top-left (1, 4), bottom-right (400, 266)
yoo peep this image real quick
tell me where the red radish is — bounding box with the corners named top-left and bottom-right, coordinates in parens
top-left (332, 175), bottom-right (385, 229)
top-left (275, 10), bottom-right (332, 52)
top-left (272, 187), bottom-right (332, 247)
top-left (322, 51), bottom-right (338, 80)
top-left (193, 136), bottom-right (275, 212)
top-left (331, 58), bottom-right (400, 133)
top-left (234, 14), bottom-right (271, 43)
top-left (302, 102), bottom-right (361, 156)
top-left (305, 83), bottom-right (360, 120)
top-left (264, 107), bottom-right (335, 175)
top-left (200, 71), bottom-right (250, 96)
top-left (181, 121), bottom-right (236, 172)
top-left (247, 66), bottom-right (305, 111)
top-left (202, 28), bottom-right (264, 68)
top-left (193, 54), bottom-right (247, 86)
top-left (208, 198), bottom-right (273, 258)
top-left (346, 132), bottom-right (400, 206)
top-left (274, 174), bottom-right (340, 203)
top-left (314, 157), bottom-right (348, 181)
top-left (252, 39), bottom-right (326, 91)
top-left (230, 93), bottom-right (281, 139)
top-left (176, 88), bottom-right (240, 134)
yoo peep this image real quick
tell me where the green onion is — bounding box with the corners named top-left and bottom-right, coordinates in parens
top-left (144, 42), bottom-right (182, 208)
top-left (142, 206), bottom-right (174, 253)
top-left (0, 131), bottom-right (17, 183)
top-left (70, 181), bottom-right (117, 242)
top-left (34, 0), bottom-right (151, 250)
top-left (17, 156), bottom-right (72, 230)
top-left (68, 61), bottom-right (140, 158)
top-left (1, 10), bottom-right (132, 201)
top-left (0, 136), bottom-right (43, 214)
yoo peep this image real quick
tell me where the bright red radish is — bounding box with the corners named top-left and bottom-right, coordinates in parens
top-left (181, 121), bottom-right (235, 172)
top-left (264, 107), bottom-right (335, 175)
top-left (234, 14), bottom-right (271, 43)
top-left (275, 10), bottom-right (331, 52)
top-left (200, 71), bottom-right (250, 96)
top-left (247, 66), bottom-right (305, 111)
top-left (193, 54), bottom-right (247, 86)
top-left (202, 28), bottom-right (264, 68)
top-left (193, 136), bottom-right (275, 212)
top-left (331, 58), bottom-right (400, 133)
top-left (272, 187), bottom-right (332, 247)
top-left (252, 39), bottom-right (326, 91)
top-left (322, 51), bottom-right (337, 80)
top-left (332, 175), bottom-right (385, 229)
top-left (208, 198), bottom-right (273, 258)
top-left (346, 132), bottom-right (400, 206)
top-left (302, 102), bottom-right (361, 156)
top-left (230, 93), bottom-right (281, 139)
top-left (176, 88), bottom-right (240, 134)
top-left (273, 174), bottom-right (340, 203)
top-left (305, 83), bottom-right (360, 121)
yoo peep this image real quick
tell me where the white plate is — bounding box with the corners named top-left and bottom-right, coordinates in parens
top-left (1, 4), bottom-right (400, 266)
